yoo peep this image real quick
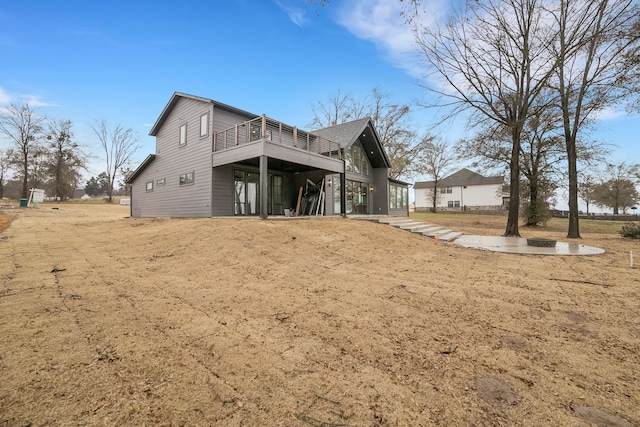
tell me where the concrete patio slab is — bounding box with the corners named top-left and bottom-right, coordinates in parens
top-left (452, 235), bottom-right (605, 256)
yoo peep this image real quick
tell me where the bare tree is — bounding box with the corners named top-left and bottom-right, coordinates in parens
top-left (548, 0), bottom-right (640, 237)
top-left (415, 0), bottom-right (560, 237)
top-left (309, 90), bottom-right (365, 127)
top-left (420, 138), bottom-right (456, 212)
top-left (310, 87), bottom-right (429, 180)
top-left (0, 102), bottom-right (45, 198)
top-left (44, 119), bottom-right (87, 200)
top-left (0, 148), bottom-right (9, 199)
top-left (92, 120), bottom-right (140, 203)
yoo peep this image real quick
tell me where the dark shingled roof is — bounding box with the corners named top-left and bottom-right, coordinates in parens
top-left (312, 117), bottom-right (391, 169)
top-left (414, 168), bottom-right (503, 188)
top-left (312, 117), bottom-right (370, 147)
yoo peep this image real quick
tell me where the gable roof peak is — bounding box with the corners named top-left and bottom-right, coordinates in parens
top-left (149, 91), bottom-right (259, 136)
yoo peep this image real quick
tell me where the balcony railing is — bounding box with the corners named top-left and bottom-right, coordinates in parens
top-left (213, 115), bottom-right (342, 160)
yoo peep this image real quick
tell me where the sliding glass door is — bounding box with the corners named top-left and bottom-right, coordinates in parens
top-left (234, 169), bottom-right (283, 216)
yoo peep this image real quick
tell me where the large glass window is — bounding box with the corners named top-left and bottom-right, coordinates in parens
top-left (332, 174), bottom-right (341, 214)
top-left (389, 184), bottom-right (408, 209)
top-left (345, 141), bottom-right (370, 176)
top-left (345, 180), bottom-right (368, 214)
top-left (390, 185), bottom-right (397, 209)
top-left (234, 169), bottom-right (282, 215)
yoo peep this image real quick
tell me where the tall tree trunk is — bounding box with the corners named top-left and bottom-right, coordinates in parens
top-left (431, 183), bottom-right (438, 213)
top-left (504, 138), bottom-right (521, 237)
top-left (527, 173), bottom-right (539, 226)
top-left (566, 136), bottom-right (581, 238)
top-left (21, 154), bottom-right (28, 199)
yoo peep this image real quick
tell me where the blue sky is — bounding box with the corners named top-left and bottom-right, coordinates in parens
top-left (0, 0), bottom-right (637, 207)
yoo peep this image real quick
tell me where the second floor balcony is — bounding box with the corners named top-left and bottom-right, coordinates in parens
top-left (213, 115), bottom-right (343, 162)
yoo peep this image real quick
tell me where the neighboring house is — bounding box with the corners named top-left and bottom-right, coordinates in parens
top-left (414, 168), bottom-right (506, 212)
top-left (126, 92), bottom-right (409, 218)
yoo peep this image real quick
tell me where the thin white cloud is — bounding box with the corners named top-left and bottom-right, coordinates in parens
top-left (275, 1), bottom-right (309, 27)
top-left (0, 87), bottom-right (55, 108)
top-left (0, 87), bottom-right (11, 105)
top-left (23, 94), bottom-right (54, 108)
top-left (335, 0), bottom-right (447, 78)
top-left (593, 107), bottom-right (629, 121)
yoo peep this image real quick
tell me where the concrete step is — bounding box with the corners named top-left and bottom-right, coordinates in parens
top-left (399, 222), bottom-right (432, 230)
top-left (370, 217), bottom-right (463, 242)
top-left (378, 218), bottom-right (415, 225)
top-left (421, 228), bottom-right (450, 237)
top-left (388, 221), bottom-right (418, 228)
top-left (407, 225), bottom-right (439, 233)
top-left (415, 226), bottom-right (443, 235)
top-left (435, 231), bottom-right (464, 242)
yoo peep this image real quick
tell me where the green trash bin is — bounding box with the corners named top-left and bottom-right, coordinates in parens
top-left (20, 198), bottom-right (28, 208)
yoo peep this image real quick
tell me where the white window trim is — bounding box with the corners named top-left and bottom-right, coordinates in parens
top-left (200, 113), bottom-right (209, 138)
top-left (179, 123), bottom-right (187, 146)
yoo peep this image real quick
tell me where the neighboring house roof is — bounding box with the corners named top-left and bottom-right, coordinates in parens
top-left (149, 92), bottom-right (259, 136)
top-left (313, 118), bottom-right (391, 169)
top-left (390, 177), bottom-right (411, 187)
top-left (414, 168), bottom-right (504, 189)
top-left (126, 154), bottom-right (156, 184)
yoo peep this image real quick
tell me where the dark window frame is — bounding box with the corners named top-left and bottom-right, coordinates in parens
top-left (179, 171), bottom-right (195, 186)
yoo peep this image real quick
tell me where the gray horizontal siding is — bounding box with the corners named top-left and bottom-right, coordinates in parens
top-left (211, 165), bottom-right (234, 216)
top-left (132, 97), bottom-right (213, 217)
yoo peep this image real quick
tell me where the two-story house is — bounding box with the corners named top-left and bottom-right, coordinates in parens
top-left (414, 168), bottom-right (506, 212)
top-left (126, 92), bottom-right (409, 218)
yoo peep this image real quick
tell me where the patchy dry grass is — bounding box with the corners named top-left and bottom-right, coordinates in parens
top-left (1, 205), bottom-right (639, 426)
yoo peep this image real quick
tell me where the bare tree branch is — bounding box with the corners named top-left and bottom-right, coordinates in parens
top-left (92, 120), bottom-right (140, 203)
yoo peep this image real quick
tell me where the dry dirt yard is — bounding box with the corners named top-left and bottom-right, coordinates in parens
top-left (1, 204), bottom-right (639, 426)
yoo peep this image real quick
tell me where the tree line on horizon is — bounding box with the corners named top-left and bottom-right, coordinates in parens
top-left (0, 103), bottom-right (140, 203)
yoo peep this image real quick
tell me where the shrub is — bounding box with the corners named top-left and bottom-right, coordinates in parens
top-left (619, 222), bottom-right (640, 239)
